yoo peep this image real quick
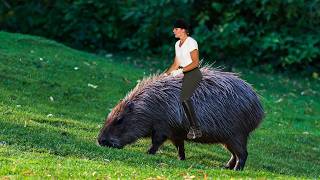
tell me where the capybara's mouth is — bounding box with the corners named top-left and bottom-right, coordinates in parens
top-left (98, 140), bottom-right (123, 149)
top-left (104, 143), bottom-right (123, 149)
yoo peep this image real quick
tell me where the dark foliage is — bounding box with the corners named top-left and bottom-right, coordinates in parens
top-left (1, 0), bottom-right (319, 73)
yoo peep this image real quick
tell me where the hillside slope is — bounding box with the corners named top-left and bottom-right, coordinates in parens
top-left (0, 31), bottom-right (319, 179)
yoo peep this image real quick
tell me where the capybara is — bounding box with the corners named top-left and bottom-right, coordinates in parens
top-left (98, 64), bottom-right (264, 170)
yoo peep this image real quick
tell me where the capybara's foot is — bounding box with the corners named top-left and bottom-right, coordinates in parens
top-left (147, 146), bottom-right (157, 155)
top-left (224, 164), bottom-right (232, 169)
top-left (233, 155), bottom-right (247, 171)
top-left (224, 163), bottom-right (235, 170)
top-left (224, 155), bottom-right (236, 169)
top-left (233, 165), bottom-right (243, 171)
top-left (187, 126), bottom-right (202, 139)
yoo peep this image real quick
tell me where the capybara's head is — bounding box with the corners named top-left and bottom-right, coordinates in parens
top-left (97, 100), bottom-right (148, 149)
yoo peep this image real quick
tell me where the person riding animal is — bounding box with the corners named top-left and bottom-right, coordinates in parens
top-left (164, 19), bottom-right (203, 139)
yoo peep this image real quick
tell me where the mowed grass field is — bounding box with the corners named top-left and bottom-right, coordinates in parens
top-left (0, 31), bottom-right (319, 179)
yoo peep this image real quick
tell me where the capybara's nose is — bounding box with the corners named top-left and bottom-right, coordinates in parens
top-left (98, 137), bottom-right (107, 146)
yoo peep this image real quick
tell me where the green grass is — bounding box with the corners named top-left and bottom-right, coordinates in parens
top-left (0, 31), bottom-right (319, 179)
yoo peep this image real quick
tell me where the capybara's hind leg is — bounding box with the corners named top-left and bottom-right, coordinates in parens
top-left (172, 139), bottom-right (185, 160)
top-left (147, 130), bottom-right (167, 155)
top-left (223, 143), bottom-right (237, 169)
top-left (234, 149), bottom-right (248, 171)
top-left (224, 149), bottom-right (236, 169)
top-left (225, 136), bottom-right (248, 171)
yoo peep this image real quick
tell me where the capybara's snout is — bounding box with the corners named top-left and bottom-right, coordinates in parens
top-left (97, 136), bottom-right (107, 146)
top-left (98, 135), bottom-right (123, 149)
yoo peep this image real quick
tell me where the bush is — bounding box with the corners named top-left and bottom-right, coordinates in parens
top-left (0, 0), bottom-right (319, 74)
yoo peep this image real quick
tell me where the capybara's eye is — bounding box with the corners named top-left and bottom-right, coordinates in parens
top-left (115, 117), bottom-right (124, 125)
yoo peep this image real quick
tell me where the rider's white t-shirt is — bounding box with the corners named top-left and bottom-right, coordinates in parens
top-left (175, 36), bottom-right (198, 67)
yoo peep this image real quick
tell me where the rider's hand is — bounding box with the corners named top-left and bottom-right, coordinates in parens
top-left (170, 68), bottom-right (183, 77)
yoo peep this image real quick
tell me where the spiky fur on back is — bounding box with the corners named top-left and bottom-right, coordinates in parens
top-left (111, 63), bottom-right (264, 142)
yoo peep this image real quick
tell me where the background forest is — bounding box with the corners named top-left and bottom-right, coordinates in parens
top-left (1, 0), bottom-right (319, 74)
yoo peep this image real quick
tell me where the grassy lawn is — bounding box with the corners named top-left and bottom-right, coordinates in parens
top-left (0, 31), bottom-right (319, 179)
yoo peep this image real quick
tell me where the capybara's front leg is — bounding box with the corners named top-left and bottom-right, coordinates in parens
top-left (172, 139), bottom-right (185, 160)
top-left (147, 130), bottom-right (167, 155)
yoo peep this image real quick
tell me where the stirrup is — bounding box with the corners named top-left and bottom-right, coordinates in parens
top-left (187, 126), bottom-right (202, 139)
